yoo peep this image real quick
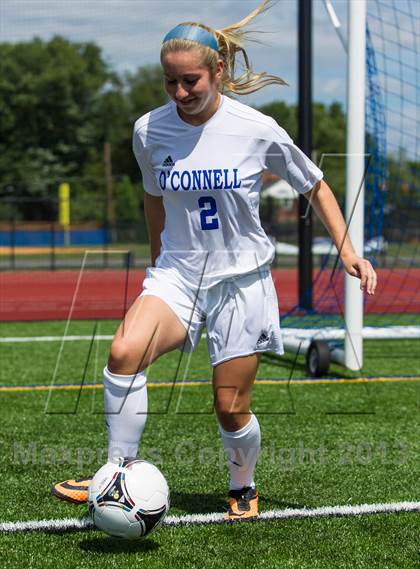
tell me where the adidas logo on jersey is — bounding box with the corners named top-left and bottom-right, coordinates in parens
top-left (162, 155), bottom-right (175, 168)
top-left (256, 332), bottom-right (269, 346)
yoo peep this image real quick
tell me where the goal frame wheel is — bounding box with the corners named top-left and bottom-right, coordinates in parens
top-left (306, 340), bottom-right (331, 377)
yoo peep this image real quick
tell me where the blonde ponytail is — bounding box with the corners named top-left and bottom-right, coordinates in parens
top-left (160, 0), bottom-right (287, 96)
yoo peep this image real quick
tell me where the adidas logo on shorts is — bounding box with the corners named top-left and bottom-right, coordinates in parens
top-left (162, 155), bottom-right (175, 168)
top-left (256, 332), bottom-right (270, 347)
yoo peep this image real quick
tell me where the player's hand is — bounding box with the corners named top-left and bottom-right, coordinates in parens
top-left (341, 255), bottom-right (377, 295)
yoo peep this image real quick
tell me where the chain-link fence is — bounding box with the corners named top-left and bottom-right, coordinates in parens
top-left (0, 186), bottom-right (149, 270)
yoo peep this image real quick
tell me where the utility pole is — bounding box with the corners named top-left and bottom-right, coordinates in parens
top-left (298, 0), bottom-right (313, 310)
top-left (104, 141), bottom-right (115, 243)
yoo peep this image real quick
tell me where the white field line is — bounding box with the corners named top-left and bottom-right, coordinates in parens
top-left (282, 326), bottom-right (420, 341)
top-left (1, 501), bottom-right (419, 533)
top-left (0, 333), bottom-right (208, 343)
top-left (0, 335), bottom-right (113, 343)
top-left (2, 325), bottom-right (419, 344)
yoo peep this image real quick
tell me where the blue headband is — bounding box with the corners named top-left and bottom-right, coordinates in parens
top-left (163, 25), bottom-right (218, 52)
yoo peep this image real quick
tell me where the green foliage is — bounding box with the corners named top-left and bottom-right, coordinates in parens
top-left (70, 182), bottom-right (106, 224)
top-left (0, 200), bottom-right (20, 222)
top-left (5, 35), bottom-right (416, 230)
top-left (259, 100), bottom-right (347, 199)
top-left (313, 102), bottom-right (346, 200)
top-left (114, 176), bottom-right (141, 223)
top-left (258, 100), bottom-right (297, 138)
top-left (119, 66), bottom-right (168, 181)
top-left (126, 65), bottom-right (168, 120)
top-left (0, 37), bottom-right (114, 197)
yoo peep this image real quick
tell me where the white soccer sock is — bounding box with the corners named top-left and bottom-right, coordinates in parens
top-left (103, 366), bottom-right (148, 463)
top-left (218, 414), bottom-right (261, 491)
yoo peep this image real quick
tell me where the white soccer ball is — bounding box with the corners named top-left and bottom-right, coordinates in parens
top-left (88, 457), bottom-right (170, 539)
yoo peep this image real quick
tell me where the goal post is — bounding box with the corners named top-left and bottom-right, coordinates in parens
top-left (344, 0), bottom-right (367, 370)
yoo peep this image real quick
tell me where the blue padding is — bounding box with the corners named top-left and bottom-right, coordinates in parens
top-left (0, 228), bottom-right (109, 246)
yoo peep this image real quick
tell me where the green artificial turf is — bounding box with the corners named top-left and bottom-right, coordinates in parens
top-left (0, 320), bottom-right (419, 568)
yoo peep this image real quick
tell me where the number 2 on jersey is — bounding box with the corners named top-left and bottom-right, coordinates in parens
top-left (198, 196), bottom-right (219, 230)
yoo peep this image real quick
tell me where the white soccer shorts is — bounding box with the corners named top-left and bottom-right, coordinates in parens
top-left (140, 266), bottom-right (284, 366)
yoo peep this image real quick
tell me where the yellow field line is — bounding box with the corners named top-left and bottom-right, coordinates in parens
top-left (258, 376), bottom-right (420, 386)
top-left (0, 246), bottom-right (89, 255)
top-left (0, 376), bottom-right (419, 393)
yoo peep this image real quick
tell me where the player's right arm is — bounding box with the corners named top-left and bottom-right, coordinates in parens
top-left (144, 193), bottom-right (165, 266)
top-left (132, 124), bottom-right (166, 267)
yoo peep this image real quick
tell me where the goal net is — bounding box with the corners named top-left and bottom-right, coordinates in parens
top-left (281, 0), bottom-right (419, 372)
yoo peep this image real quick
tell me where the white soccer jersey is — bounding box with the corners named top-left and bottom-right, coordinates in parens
top-left (133, 95), bottom-right (323, 288)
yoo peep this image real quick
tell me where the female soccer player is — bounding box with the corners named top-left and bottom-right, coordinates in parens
top-left (53, 0), bottom-right (377, 520)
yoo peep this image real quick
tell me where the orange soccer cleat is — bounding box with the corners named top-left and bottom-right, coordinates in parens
top-left (51, 477), bottom-right (93, 504)
top-left (224, 486), bottom-right (259, 521)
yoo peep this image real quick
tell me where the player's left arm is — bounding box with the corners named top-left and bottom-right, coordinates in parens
top-left (144, 193), bottom-right (165, 267)
top-left (305, 179), bottom-right (377, 295)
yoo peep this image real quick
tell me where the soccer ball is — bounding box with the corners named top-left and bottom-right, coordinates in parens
top-left (88, 457), bottom-right (170, 539)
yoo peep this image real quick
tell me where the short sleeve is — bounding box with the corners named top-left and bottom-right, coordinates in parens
top-left (264, 119), bottom-right (323, 194)
top-left (132, 128), bottom-right (162, 196)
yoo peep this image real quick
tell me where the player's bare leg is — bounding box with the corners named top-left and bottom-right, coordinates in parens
top-left (107, 294), bottom-right (188, 375)
top-left (213, 353), bottom-right (260, 430)
top-left (52, 295), bottom-right (188, 504)
top-left (213, 354), bottom-right (261, 521)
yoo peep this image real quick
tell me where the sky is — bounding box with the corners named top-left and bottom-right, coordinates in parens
top-left (0, 0), bottom-right (351, 108)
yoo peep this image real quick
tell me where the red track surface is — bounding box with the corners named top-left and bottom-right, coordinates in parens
top-left (1, 268), bottom-right (419, 321)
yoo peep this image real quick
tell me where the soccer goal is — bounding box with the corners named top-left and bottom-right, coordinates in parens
top-left (281, 0), bottom-right (420, 375)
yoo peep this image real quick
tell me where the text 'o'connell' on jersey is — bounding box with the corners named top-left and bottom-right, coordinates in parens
top-left (158, 168), bottom-right (242, 192)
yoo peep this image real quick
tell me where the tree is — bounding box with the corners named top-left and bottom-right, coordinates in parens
top-left (112, 65), bottom-right (168, 181)
top-left (258, 100), bottom-right (346, 199)
top-left (126, 65), bottom-right (168, 121)
top-left (0, 36), bottom-right (114, 205)
top-left (0, 35), bottom-right (352, 228)
top-left (257, 100), bottom-right (297, 139)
